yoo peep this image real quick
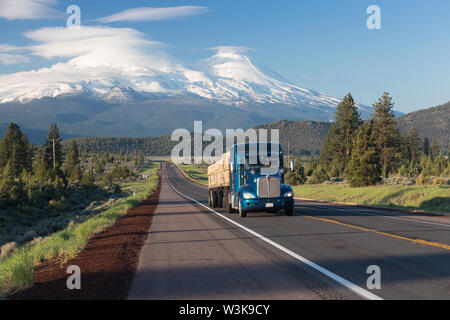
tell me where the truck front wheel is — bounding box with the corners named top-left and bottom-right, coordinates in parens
top-left (285, 208), bottom-right (294, 216)
top-left (239, 202), bottom-right (247, 218)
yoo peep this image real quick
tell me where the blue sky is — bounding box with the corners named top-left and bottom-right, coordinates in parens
top-left (0, 0), bottom-right (449, 113)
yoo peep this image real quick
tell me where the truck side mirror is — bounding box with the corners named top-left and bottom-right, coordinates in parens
top-left (290, 160), bottom-right (295, 171)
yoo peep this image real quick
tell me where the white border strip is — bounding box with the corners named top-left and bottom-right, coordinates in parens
top-left (164, 165), bottom-right (383, 301)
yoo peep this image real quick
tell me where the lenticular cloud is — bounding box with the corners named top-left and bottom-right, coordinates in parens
top-left (24, 26), bottom-right (170, 70)
top-left (0, 0), bottom-right (64, 20)
top-left (96, 6), bottom-right (209, 23)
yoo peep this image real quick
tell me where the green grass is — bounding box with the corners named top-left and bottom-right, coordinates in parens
top-left (178, 164), bottom-right (208, 186)
top-left (293, 184), bottom-right (450, 213)
top-left (0, 161), bottom-right (160, 298)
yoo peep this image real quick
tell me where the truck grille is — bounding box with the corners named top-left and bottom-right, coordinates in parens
top-left (257, 176), bottom-right (281, 198)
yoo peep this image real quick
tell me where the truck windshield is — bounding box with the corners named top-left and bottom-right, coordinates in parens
top-left (244, 154), bottom-right (280, 170)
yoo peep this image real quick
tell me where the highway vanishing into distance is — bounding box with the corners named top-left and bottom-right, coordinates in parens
top-left (129, 162), bottom-right (450, 300)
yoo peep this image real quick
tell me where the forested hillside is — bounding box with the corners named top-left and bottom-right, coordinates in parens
top-left (63, 120), bottom-right (331, 156)
top-left (396, 101), bottom-right (449, 152)
top-left (253, 120), bottom-right (332, 155)
top-left (63, 136), bottom-right (176, 156)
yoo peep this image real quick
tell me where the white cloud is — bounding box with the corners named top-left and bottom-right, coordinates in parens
top-left (0, 26), bottom-right (186, 102)
top-left (96, 6), bottom-right (208, 23)
top-left (23, 26), bottom-right (171, 70)
top-left (0, 0), bottom-right (64, 20)
top-left (0, 44), bottom-right (29, 65)
top-left (209, 46), bottom-right (254, 55)
top-left (0, 53), bottom-right (29, 65)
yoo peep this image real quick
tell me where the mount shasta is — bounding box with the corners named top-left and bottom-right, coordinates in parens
top-left (0, 46), bottom-right (383, 141)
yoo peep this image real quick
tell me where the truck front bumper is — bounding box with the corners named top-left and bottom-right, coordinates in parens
top-left (240, 197), bottom-right (295, 212)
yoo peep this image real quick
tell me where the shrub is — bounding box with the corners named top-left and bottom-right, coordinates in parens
top-left (415, 174), bottom-right (429, 185)
top-left (285, 164), bottom-right (306, 186)
top-left (307, 165), bottom-right (329, 184)
top-left (81, 172), bottom-right (95, 186)
top-left (102, 173), bottom-right (114, 187)
top-left (432, 177), bottom-right (445, 185)
top-left (397, 164), bottom-right (408, 177)
top-left (111, 165), bottom-right (130, 180)
top-left (0, 175), bottom-right (26, 206)
top-left (48, 199), bottom-right (70, 213)
top-left (0, 242), bottom-right (17, 260)
top-left (113, 184), bottom-right (121, 194)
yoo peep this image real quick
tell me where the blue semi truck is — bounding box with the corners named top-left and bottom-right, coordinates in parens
top-left (207, 143), bottom-right (295, 218)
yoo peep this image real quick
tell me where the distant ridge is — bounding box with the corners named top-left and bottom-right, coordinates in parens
top-left (396, 101), bottom-right (450, 152)
top-left (253, 120), bottom-right (331, 156)
top-left (4, 101), bottom-right (447, 156)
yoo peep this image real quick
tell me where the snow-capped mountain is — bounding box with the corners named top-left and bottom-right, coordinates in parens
top-left (0, 47), bottom-right (372, 114)
top-left (0, 45), bottom-right (389, 140)
top-left (196, 48), bottom-right (341, 107)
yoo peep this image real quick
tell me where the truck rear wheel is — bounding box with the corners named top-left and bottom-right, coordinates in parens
top-left (217, 191), bottom-right (223, 208)
top-left (208, 191), bottom-right (212, 207)
top-left (224, 192), bottom-right (233, 214)
top-left (212, 191), bottom-right (218, 208)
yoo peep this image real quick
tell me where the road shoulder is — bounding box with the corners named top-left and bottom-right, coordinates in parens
top-left (9, 174), bottom-right (162, 300)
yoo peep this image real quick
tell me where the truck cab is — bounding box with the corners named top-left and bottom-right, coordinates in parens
top-left (208, 143), bottom-right (295, 218)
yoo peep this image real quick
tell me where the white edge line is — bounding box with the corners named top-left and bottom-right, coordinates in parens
top-left (164, 165), bottom-right (383, 301)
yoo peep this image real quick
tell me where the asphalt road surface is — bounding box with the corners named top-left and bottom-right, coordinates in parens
top-left (129, 162), bottom-right (450, 300)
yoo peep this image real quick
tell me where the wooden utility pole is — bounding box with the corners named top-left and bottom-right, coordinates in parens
top-left (52, 139), bottom-right (56, 169)
top-left (287, 139), bottom-right (290, 165)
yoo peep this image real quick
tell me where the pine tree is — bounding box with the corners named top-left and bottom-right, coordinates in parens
top-left (430, 140), bottom-right (440, 159)
top-left (371, 92), bottom-right (401, 177)
top-left (95, 158), bottom-right (105, 177)
top-left (407, 128), bottom-right (421, 164)
top-left (0, 161), bottom-right (26, 205)
top-left (44, 123), bottom-right (63, 171)
top-left (319, 93), bottom-right (362, 177)
top-left (346, 122), bottom-right (381, 187)
top-left (81, 171), bottom-right (95, 186)
top-left (318, 129), bottom-right (337, 173)
top-left (33, 148), bottom-right (50, 182)
top-left (65, 140), bottom-right (80, 169)
top-left (65, 140), bottom-right (82, 183)
top-left (432, 153), bottom-right (446, 176)
top-left (0, 123), bottom-right (32, 176)
top-left (399, 132), bottom-right (410, 166)
top-left (423, 138), bottom-right (430, 157)
top-left (81, 156), bottom-right (95, 185)
top-left (102, 172), bottom-right (114, 187)
top-left (69, 166), bottom-right (82, 183)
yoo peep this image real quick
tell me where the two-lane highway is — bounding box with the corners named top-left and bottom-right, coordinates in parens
top-left (130, 162), bottom-right (450, 300)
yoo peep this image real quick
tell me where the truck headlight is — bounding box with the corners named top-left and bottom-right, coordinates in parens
top-left (283, 191), bottom-right (294, 198)
top-left (242, 193), bottom-right (256, 199)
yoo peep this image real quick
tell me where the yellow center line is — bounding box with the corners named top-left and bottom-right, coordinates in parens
top-left (304, 215), bottom-right (450, 251)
